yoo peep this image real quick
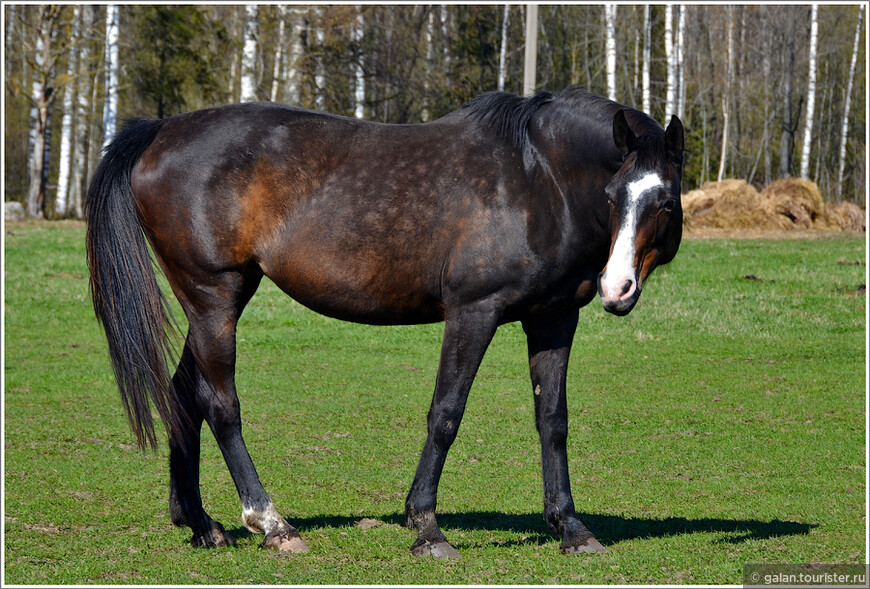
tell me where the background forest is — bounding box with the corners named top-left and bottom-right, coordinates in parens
top-left (3, 3), bottom-right (867, 220)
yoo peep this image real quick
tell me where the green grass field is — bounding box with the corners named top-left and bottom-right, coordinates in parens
top-left (3, 221), bottom-right (867, 585)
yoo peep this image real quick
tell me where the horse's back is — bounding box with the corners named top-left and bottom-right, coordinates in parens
top-left (131, 102), bottom-right (534, 324)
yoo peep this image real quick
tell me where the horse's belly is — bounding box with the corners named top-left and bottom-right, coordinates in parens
top-left (260, 247), bottom-right (444, 326)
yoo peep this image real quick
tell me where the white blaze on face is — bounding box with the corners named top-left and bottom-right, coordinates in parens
top-left (600, 172), bottom-right (664, 302)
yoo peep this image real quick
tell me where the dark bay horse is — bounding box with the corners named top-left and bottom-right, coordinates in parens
top-left (86, 87), bottom-right (684, 557)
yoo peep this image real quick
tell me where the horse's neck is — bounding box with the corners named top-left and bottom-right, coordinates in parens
top-left (526, 103), bottom-right (618, 242)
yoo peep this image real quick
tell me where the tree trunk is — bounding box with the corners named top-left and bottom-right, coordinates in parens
top-left (497, 4), bottom-right (509, 92)
top-left (799, 4), bottom-right (819, 179)
top-left (642, 5), bottom-right (650, 114)
top-left (717, 6), bottom-right (733, 182)
top-left (677, 5), bottom-right (686, 120)
top-left (604, 5), bottom-right (617, 100)
top-left (102, 5), bottom-right (119, 149)
top-left (441, 5), bottom-right (451, 87)
top-left (523, 4), bottom-right (538, 96)
top-left (26, 6), bottom-right (59, 219)
top-left (70, 6), bottom-right (94, 219)
top-left (314, 6), bottom-right (326, 109)
top-left (423, 9), bottom-right (434, 121)
top-left (55, 5), bottom-right (81, 218)
top-left (837, 5), bottom-right (864, 201)
top-left (779, 11), bottom-right (796, 178)
top-left (270, 5), bottom-right (286, 102)
top-left (228, 7), bottom-right (239, 101)
top-left (240, 4), bottom-right (258, 102)
top-left (284, 7), bottom-right (305, 105)
top-left (665, 5), bottom-right (675, 117)
top-left (354, 7), bottom-right (365, 119)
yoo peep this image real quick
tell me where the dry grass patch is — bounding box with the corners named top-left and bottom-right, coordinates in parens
top-left (682, 178), bottom-right (865, 233)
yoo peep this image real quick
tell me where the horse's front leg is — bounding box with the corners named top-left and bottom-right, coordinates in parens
top-left (522, 311), bottom-right (607, 554)
top-left (405, 303), bottom-right (500, 558)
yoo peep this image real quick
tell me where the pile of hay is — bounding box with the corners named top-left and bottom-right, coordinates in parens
top-left (827, 201), bottom-right (866, 232)
top-left (682, 177), bottom-right (865, 232)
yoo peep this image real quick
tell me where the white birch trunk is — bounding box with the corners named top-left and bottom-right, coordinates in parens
top-left (102, 5), bottom-right (119, 150)
top-left (677, 5), bottom-right (686, 120)
top-left (240, 4), bottom-right (258, 103)
top-left (799, 4), bottom-right (819, 179)
top-left (423, 9), bottom-right (434, 121)
top-left (270, 5), bottom-right (286, 102)
top-left (284, 7), bottom-right (305, 105)
top-left (837, 5), bottom-right (864, 200)
top-left (441, 5), bottom-right (451, 86)
top-left (642, 5), bottom-right (651, 114)
top-left (605, 5), bottom-right (617, 101)
top-left (523, 4), bottom-right (538, 96)
top-left (664, 5), bottom-right (675, 117)
top-left (55, 5), bottom-right (81, 218)
top-left (314, 6), bottom-right (326, 109)
top-left (229, 8), bottom-right (239, 100)
top-left (354, 8), bottom-right (365, 119)
top-left (26, 14), bottom-right (49, 218)
top-left (717, 6), bottom-right (733, 182)
top-left (70, 6), bottom-right (94, 219)
top-left (497, 4), bottom-right (510, 92)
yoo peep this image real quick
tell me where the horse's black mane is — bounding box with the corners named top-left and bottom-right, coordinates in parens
top-left (461, 85), bottom-right (660, 151)
top-left (460, 89), bottom-right (556, 150)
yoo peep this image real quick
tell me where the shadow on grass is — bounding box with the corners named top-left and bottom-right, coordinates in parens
top-left (228, 511), bottom-right (816, 548)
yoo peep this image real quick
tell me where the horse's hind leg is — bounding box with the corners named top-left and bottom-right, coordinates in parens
top-left (168, 340), bottom-right (235, 547)
top-left (171, 267), bottom-right (308, 552)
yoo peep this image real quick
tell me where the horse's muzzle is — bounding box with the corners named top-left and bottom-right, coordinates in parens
top-left (597, 272), bottom-right (640, 316)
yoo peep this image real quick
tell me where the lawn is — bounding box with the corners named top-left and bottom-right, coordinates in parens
top-left (3, 221), bottom-right (866, 585)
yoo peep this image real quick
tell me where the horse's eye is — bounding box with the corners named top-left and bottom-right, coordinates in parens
top-left (662, 199), bottom-right (677, 212)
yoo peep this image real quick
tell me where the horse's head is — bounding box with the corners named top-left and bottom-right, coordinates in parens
top-left (598, 110), bottom-right (684, 316)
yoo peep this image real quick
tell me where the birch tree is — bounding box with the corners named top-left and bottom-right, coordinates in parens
top-left (69, 6), bottom-right (95, 219)
top-left (228, 7), bottom-right (239, 101)
top-left (604, 5), bottom-right (617, 100)
top-left (677, 5), bottom-right (686, 120)
top-left (55, 5), bottom-right (81, 218)
top-left (664, 5), bottom-right (675, 117)
top-left (523, 4), bottom-right (538, 96)
top-left (717, 6), bottom-right (734, 182)
top-left (283, 7), bottom-right (305, 105)
top-left (25, 5), bottom-right (63, 218)
top-left (837, 5), bottom-right (864, 200)
top-left (314, 6), bottom-right (326, 108)
top-left (102, 5), bottom-right (119, 149)
top-left (779, 11), bottom-right (797, 178)
top-left (270, 5), bottom-right (287, 102)
top-left (497, 4), bottom-right (510, 92)
top-left (240, 4), bottom-right (258, 102)
top-left (642, 5), bottom-right (651, 114)
top-left (423, 9), bottom-right (434, 120)
top-left (799, 4), bottom-right (819, 179)
top-left (354, 8), bottom-right (365, 118)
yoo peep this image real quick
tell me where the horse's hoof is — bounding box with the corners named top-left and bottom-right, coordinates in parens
top-left (411, 540), bottom-right (461, 558)
top-left (561, 536), bottom-right (608, 554)
top-left (262, 532), bottom-right (310, 553)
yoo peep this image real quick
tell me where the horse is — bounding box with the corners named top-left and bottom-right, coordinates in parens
top-left (86, 86), bottom-right (684, 558)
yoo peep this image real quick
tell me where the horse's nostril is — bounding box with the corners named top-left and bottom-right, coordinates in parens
top-left (619, 279), bottom-right (634, 297)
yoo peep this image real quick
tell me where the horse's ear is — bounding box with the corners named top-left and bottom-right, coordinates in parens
top-left (612, 109), bottom-right (636, 156)
top-left (665, 115), bottom-right (684, 164)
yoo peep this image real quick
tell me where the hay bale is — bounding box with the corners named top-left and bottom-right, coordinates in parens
top-left (682, 179), bottom-right (788, 230)
top-left (760, 177), bottom-right (828, 229)
top-left (826, 202), bottom-right (866, 231)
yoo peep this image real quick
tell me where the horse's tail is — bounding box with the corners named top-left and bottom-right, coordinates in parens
top-left (86, 118), bottom-right (180, 450)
